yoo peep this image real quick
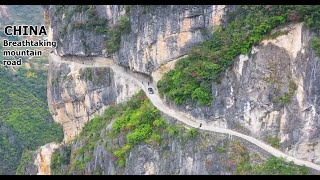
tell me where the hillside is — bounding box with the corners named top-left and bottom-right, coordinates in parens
top-left (0, 67), bottom-right (63, 174)
top-left (2, 5), bottom-right (320, 175)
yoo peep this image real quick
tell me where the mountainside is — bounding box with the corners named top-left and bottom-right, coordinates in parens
top-left (0, 5), bottom-right (63, 175)
top-left (17, 5), bottom-right (320, 175)
top-left (0, 5), bottom-right (44, 25)
top-left (0, 67), bottom-right (63, 175)
top-left (49, 91), bottom-right (312, 175)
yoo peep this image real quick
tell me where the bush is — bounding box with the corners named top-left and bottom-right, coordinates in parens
top-left (127, 124), bottom-right (152, 144)
top-left (166, 125), bottom-right (179, 136)
top-left (153, 118), bottom-right (167, 128)
top-left (277, 80), bottom-right (297, 105)
top-left (216, 146), bottom-right (227, 153)
top-left (51, 145), bottom-right (71, 175)
top-left (16, 151), bottom-right (34, 175)
top-left (311, 37), bottom-right (320, 57)
top-left (266, 135), bottom-right (280, 149)
top-left (51, 150), bottom-right (63, 174)
top-left (186, 128), bottom-right (199, 139)
top-left (106, 15), bottom-right (131, 53)
top-left (148, 132), bottom-right (161, 143)
top-left (252, 157), bottom-right (309, 175)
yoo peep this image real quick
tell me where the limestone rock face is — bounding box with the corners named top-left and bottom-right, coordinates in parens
top-left (47, 56), bottom-right (140, 142)
top-left (49, 116), bottom-right (275, 175)
top-left (48, 5), bottom-right (229, 74)
top-left (165, 23), bottom-right (320, 164)
top-left (34, 142), bottom-right (60, 175)
top-left (44, 5), bottom-right (320, 174)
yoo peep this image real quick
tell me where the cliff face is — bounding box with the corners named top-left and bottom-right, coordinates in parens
top-left (47, 56), bottom-right (140, 142)
top-left (165, 23), bottom-right (320, 164)
top-left (47, 5), bottom-right (228, 142)
top-left (40, 5), bottom-right (320, 175)
top-left (50, 115), bottom-right (274, 175)
top-left (49, 5), bottom-right (228, 74)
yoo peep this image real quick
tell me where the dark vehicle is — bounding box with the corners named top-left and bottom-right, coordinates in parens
top-left (148, 88), bottom-right (154, 94)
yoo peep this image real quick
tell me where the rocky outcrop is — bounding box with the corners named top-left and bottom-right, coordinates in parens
top-left (34, 142), bottom-right (60, 175)
top-left (47, 56), bottom-right (140, 142)
top-left (164, 23), bottom-right (320, 164)
top-left (18, 142), bottom-right (60, 175)
top-left (48, 5), bottom-right (229, 74)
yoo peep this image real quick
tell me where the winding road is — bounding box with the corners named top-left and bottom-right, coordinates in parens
top-left (49, 53), bottom-right (320, 172)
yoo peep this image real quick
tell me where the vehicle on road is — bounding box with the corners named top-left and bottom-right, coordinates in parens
top-left (148, 87), bottom-right (154, 94)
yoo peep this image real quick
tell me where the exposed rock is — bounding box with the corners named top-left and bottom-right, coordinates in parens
top-left (47, 56), bottom-right (140, 142)
top-left (48, 5), bottom-right (230, 74)
top-left (164, 23), bottom-right (320, 164)
top-left (34, 142), bottom-right (60, 175)
top-left (51, 115), bottom-right (276, 175)
top-left (44, 5), bottom-right (320, 174)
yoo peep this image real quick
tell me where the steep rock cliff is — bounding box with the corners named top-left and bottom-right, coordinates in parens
top-left (164, 23), bottom-right (320, 164)
top-left (47, 56), bottom-right (140, 142)
top-left (51, 115), bottom-right (273, 175)
top-left (41, 5), bottom-right (320, 175)
top-left (48, 92), bottom-right (316, 175)
top-left (48, 5), bottom-right (229, 74)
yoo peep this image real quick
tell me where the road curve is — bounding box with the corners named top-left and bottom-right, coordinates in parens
top-left (49, 53), bottom-right (320, 171)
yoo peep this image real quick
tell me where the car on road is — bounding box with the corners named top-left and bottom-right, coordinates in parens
top-left (148, 88), bottom-right (154, 94)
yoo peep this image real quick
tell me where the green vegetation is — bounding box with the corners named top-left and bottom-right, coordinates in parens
top-left (110, 91), bottom-right (168, 167)
top-left (51, 91), bottom-right (196, 173)
top-left (16, 150), bottom-right (35, 175)
top-left (158, 5), bottom-right (320, 106)
top-left (106, 15), bottom-right (131, 53)
top-left (55, 5), bottom-right (108, 36)
top-left (49, 90), bottom-right (311, 175)
top-left (0, 67), bottom-right (63, 174)
top-left (215, 146), bottom-right (227, 153)
top-left (266, 135), bottom-right (281, 149)
top-left (51, 145), bottom-right (71, 175)
top-left (277, 80), bottom-right (297, 105)
top-left (55, 5), bottom-right (131, 54)
top-left (252, 157), bottom-right (309, 175)
top-left (264, 30), bottom-right (289, 40)
top-left (229, 140), bottom-right (252, 174)
top-left (186, 128), bottom-right (199, 139)
top-left (229, 140), bottom-right (309, 175)
top-left (311, 37), bottom-right (320, 57)
top-left (15, 68), bottom-right (49, 102)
